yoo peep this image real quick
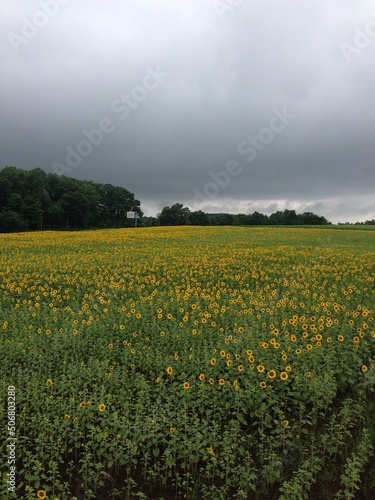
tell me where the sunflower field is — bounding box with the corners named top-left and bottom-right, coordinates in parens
top-left (1, 226), bottom-right (375, 499)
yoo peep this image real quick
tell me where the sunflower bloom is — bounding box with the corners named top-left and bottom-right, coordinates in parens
top-left (280, 371), bottom-right (289, 380)
top-left (98, 404), bottom-right (106, 412)
top-left (267, 370), bottom-right (277, 379)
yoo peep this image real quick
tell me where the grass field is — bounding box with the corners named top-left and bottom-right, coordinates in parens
top-left (1, 226), bottom-right (375, 499)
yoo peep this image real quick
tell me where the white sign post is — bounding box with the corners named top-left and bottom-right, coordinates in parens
top-left (127, 211), bottom-right (138, 227)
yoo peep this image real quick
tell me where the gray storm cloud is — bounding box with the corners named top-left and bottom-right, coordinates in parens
top-left (1, 0), bottom-right (374, 222)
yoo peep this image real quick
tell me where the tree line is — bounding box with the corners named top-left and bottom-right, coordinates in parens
top-left (0, 166), bottom-right (142, 232)
top-left (3, 166), bottom-right (373, 232)
top-left (150, 203), bottom-right (331, 226)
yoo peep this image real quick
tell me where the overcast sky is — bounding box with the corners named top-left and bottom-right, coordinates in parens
top-left (1, 0), bottom-right (375, 222)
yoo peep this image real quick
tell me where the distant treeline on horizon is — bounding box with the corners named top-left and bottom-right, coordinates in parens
top-left (0, 167), bottom-right (374, 233)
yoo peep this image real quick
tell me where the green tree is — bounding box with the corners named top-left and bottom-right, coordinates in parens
top-left (212, 213), bottom-right (234, 226)
top-left (157, 203), bottom-right (190, 225)
top-left (0, 210), bottom-right (29, 232)
top-left (21, 195), bottom-right (44, 230)
top-left (248, 211), bottom-right (269, 225)
top-left (98, 184), bottom-right (141, 227)
top-left (189, 210), bottom-right (210, 225)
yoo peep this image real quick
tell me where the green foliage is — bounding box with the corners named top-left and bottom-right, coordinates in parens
top-left (335, 429), bottom-right (374, 499)
top-left (1, 226), bottom-right (374, 498)
top-left (0, 166), bottom-right (142, 232)
top-left (156, 205), bottom-right (331, 227)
